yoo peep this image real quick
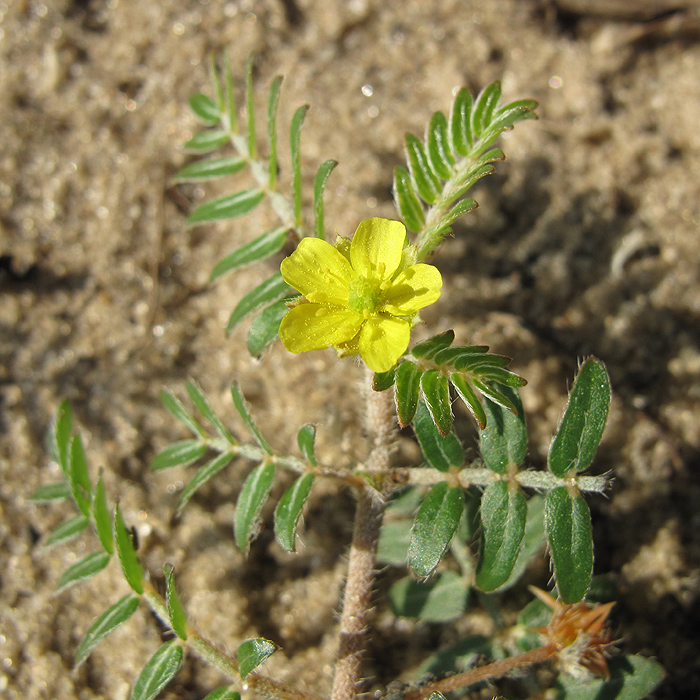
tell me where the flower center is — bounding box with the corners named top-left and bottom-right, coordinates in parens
top-left (348, 276), bottom-right (380, 315)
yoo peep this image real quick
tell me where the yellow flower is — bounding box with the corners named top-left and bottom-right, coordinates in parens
top-left (279, 217), bottom-right (442, 373)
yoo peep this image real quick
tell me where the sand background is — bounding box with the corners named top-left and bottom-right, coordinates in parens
top-left (3, 1), bottom-right (700, 698)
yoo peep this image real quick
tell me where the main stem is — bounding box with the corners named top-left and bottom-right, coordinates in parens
top-left (330, 370), bottom-right (396, 700)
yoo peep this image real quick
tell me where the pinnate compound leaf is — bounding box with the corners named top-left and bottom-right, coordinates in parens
top-left (75, 594), bottom-right (140, 668)
top-left (389, 571), bottom-right (469, 622)
top-left (395, 360), bottom-right (423, 427)
top-left (545, 487), bottom-right (593, 604)
top-left (160, 390), bottom-right (206, 438)
top-left (549, 357), bottom-right (611, 478)
top-left (475, 482), bottom-right (527, 592)
top-left (186, 380), bottom-right (235, 444)
top-left (479, 387), bottom-right (527, 474)
top-left (411, 330), bottom-right (455, 359)
top-left (188, 188), bottom-right (265, 226)
top-left (427, 111), bottom-right (455, 179)
top-left (274, 473), bottom-right (315, 552)
top-left (210, 226), bottom-right (289, 281)
top-left (449, 87), bottom-right (474, 156)
top-left (235, 462), bottom-right (276, 553)
top-left (177, 451), bottom-right (235, 514)
top-left (164, 564), bottom-right (188, 640)
top-left (413, 401), bottom-right (464, 472)
top-left (231, 383), bottom-right (272, 453)
top-left (554, 654), bottom-right (665, 700)
top-left (29, 482), bottom-right (72, 502)
top-left (189, 93), bottom-right (220, 124)
top-left (151, 440), bottom-right (208, 471)
top-left (406, 133), bottom-right (440, 204)
top-left (314, 159), bottom-right (338, 239)
top-left (420, 369), bottom-right (452, 436)
top-left (297, 425), bottom-right (318, 466)
top-left (131, 640), bottom-right (183, 700)
top-left (393, 166), bottom-right (425, 232)
top-left (247, 300), bottom-right (289, 357)
top-left (93, 474), bottom-right (113, 554)
top-left (114, 504), bottom-right (144, 594)
top-left (226, 273), bottom-right (290, 334)
top-left (184, 130), bottom-right (229, 153)
top-left (56, 551), bottom-right (111, 595)
top-left (203, 688), bottom-right (241, 700)
top-left (409, 482), bottom-right (464, 577)
top-left (45, 513), bottom-right (89, 548)
top-left (238, 638), bottom-right (277, 680)
top-left (174, 156), bottom-right (245, 183)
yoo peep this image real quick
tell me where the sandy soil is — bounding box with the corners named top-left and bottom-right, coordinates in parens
top-left (2, 1), bottom-right (700, 698)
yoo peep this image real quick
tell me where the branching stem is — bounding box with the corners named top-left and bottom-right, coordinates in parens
top-left (402, 644), bottom-right (557, 700)
top-left (330, 371), bottom-right (395, 700)
top-left (143, 583), bottom-right (325, 700)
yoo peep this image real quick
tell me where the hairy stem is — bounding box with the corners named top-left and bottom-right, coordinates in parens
top-left (143, 584), bottom-right (324, 700)
top-left (331, 371), bottom-right (395, 700)
top-left (403, 644), bottom-right (557, 700)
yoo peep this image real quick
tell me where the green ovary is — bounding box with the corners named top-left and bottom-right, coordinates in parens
top-left (348, 276), bottom-right (380, 314)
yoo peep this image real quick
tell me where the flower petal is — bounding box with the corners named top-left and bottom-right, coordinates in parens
top-left (281, 238), bottom-right (353, 305)
top-left (279, 304), bottom-right (363, 353)
top-left (358, 315), bottom-right (410, 372)
top-left (382, 263), bottom-right (442, 316)
top-left (350, 218), bottom-right (406, 281)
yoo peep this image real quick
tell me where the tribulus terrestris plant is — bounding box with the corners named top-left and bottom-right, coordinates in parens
top-left (30, 53), bottom-right (665, 700)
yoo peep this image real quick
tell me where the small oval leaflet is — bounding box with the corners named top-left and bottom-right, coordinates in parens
top-left (238, 638), bottom-right (278, 680)
top-left (549, 357), bottom-right (611, 478)
top-left (131, 640), bottom-right (184, 700)
top-left (545, 486), bottom-right (593, 604)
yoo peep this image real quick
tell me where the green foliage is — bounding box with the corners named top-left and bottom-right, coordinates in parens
top-left (554, 655), bottom-right (665, 700)
top-left (479, 387), bottom-right (527, 474)
top-left (114, 504), bottom-right (144, 594)
top-left (235, 461), bottom-right (276, 553)
top-left (549, 357), bottom-right (611, 478)
top-left (56, 551), bottom-right (111, 595)
top-left (409, 482), bottom-right (464, 577)
top-left (175, 53), bottom-right (339, 358)
top-left (131, 640), bottom-right (184, 700)
top-left (164, 564), bottom-right (188, 640)
top-left (389, 571), bottom-right (469, 622)
top-left (545, 486), bottom-right (594, 603)
top-left (231, 382), bottom-right (273, 454)
top-left (384, 332), bottom-right (526, 437)
top-left (475, 482), bottom-right (527, 592)
top-left (26, 57), bottom-right (660, 700)
top-left (412, 400), bottom-right (464, 472)
top-left (44, 513), bottom-right (88, 548)
top-left (393, 81), bottom-right (537, 257)
top-left (75, 594), bottom-right (140, 668)
top-left (274, 473), bottom-right (315, 552)
top-left (238, 638), bottom-right (277, 680)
